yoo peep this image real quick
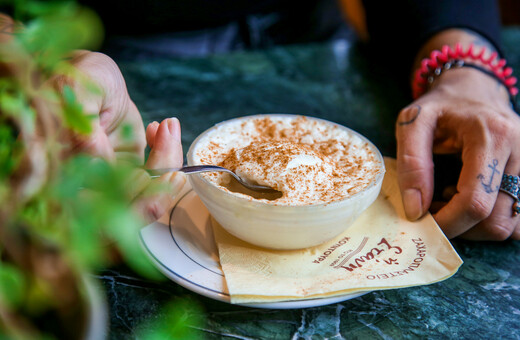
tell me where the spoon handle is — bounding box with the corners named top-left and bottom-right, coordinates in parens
top-left (145, 165), bottom-right (225, 178)
top-left (145, 165), bottom-right (276, 193)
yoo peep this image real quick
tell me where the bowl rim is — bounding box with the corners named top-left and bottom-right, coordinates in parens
top-left (186, 113), bottom-right (386, 209)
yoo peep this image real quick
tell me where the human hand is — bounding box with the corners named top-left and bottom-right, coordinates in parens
top-left (396, 67), bottom-right (520, 240)
top-left (40, 52), bottom-right (186, 223)
top-left (2, 13), bottom-right (184, 223)
top-left (46, 50), bottom-right (147, 163)
top-left (1, 12), bottom-right (145, 163)
top-left (131, 117), bottom-right (186, 223)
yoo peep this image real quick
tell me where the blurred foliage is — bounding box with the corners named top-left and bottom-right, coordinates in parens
top-left (138, 298), bottom-right (205, 340)
top-left (0, 0), bottom-right (204, 338)
top-left (61, 85), bottom-right (95, 134)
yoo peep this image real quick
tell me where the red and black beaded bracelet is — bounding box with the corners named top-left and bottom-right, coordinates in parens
top-left (412, 43), bottom-right (518, 111)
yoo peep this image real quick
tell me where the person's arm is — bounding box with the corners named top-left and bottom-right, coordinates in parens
top-left (363, 1), bottom-right (520, 240)
top-left (397, 29), bottom-right (519, 240)
top-left (362, 0), bottom-right (503, 79)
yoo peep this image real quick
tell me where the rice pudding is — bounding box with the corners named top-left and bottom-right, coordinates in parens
top-left (190, 115), bottom-right (383, 206)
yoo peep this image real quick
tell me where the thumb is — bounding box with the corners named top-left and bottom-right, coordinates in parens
top-left (395, 104), bottom-right (436, 220)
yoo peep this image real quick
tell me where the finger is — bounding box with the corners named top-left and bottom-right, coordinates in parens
top-left (145, 121), bottom-right (159, 148)
top-left (512, 224), bottom-right (520, 240)
top-left (145, 118), bottom-right (183, 169)
top-left (396, 104), bottom-right (436, 220)
top-left (77, 52), bottom-right (146, 161)
top-left (46, 66), bottom-right (113, 160)
top-left (460, 192), bottom-right (517, 240)
top-left (461, 155), bottom-right (520, 241)
top-left (134, 172), bottom-right (186, 223)
top-left (134, 118), bottom-right (185, 223)
top-left (106, 99), bottom-right (146, 163)
top-left (434, 136), bottom-right (510, 238)
top-left (52, 51), bottom-right (146, 163)
top-left (68, 121), bottom-right (116, 161)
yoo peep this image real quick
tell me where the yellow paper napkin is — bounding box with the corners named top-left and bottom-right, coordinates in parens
top-left (212, 157), bottom-right (463, 304)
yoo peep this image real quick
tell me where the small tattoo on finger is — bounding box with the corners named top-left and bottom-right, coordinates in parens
top-left (398, 105), bottom-right (421, 126)
top-left (477, 159), bottom-right (500, 194)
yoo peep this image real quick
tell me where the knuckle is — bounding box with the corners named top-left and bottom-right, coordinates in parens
top-left (490, 116), bottom-right (510, 133)
top-left (48, 73), bottom-right (73, 91)
top-left (90, 52), bottom-right (118, 69)
top-left (74, 51), bottom-right (123, 81)
top-left (69, 52), bottom-right (129, 104)
top-left (146, 201), bottom-right (165, 222)
top-left (478, 218), bottom-right (514, 241)
top-left (49, 51), bottom-right (121, 92)
top-left (464, 193), bottom-right (493, 221)
top-left (76, 51), bottom-right (115, 66)
top-left (474, 112), bottom-right (520, 147)
top-left (488, 116), bottom-right (514, 142)
top-left (398, 153), bottom-right (433, 175)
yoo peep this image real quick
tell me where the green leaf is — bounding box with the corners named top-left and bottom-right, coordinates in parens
top-left (68, 217), bottom-right (108, 270)
top-left (120, 123), bottom-right (134, 142)
top-left (23, 0), bottom-right (77, 18)
top-left (61, 85), bottom-right (95, 134)
top-left (104, 207), bottom-right (162, 279)
top-left (17, 3), bottom-right (104, 70)
top-left (0, 263), bottom-right (26, 309)
top-left (0, 123), bottom-right (23, 178)
top-left (138, 299), bottom-right (205, 340)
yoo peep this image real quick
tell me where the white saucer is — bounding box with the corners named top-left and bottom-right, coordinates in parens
top-left (139, 183), bottom-right (368, 309)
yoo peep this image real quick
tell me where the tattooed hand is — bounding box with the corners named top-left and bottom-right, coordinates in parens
top-left (397, 55), bottom-right (520, 240)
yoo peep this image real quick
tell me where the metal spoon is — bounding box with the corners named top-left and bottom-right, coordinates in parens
top-left (145, 165), bottom-right (276, 192)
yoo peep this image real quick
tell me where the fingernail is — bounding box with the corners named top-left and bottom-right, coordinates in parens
top-left (168, 172), bottom-right (186, 193)
top-left (147, 121), bottom-right (159, 131)
top-left (167, 118), bottom-right (181, 139)
top-left (403, 188), bottom-right (423, 220)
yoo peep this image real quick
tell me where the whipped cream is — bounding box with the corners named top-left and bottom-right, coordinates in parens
top-left (189, 115), bottom-right (383, 205)
top-left (222, 141), bottom-right (336, 203)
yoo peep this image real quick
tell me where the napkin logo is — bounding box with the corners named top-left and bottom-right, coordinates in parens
top-left (366, 238), bottom-right (427, 280)
top-left (312, 237), bottom-right (351, 264)
top-left (334, 237), bottom-right (403, 272)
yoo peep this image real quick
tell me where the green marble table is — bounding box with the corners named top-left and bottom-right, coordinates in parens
top-left (98, 29), bottom-right (520, 339)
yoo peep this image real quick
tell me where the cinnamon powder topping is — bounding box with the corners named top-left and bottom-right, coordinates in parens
top-left (191, 116), bottom-right (383, 205)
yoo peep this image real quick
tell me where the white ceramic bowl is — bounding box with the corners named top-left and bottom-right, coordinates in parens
top-left (187, 114), bottom-right (385, 250)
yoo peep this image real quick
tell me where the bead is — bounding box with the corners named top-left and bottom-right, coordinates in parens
top-left (411, 43), bottom-right (518, 100)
